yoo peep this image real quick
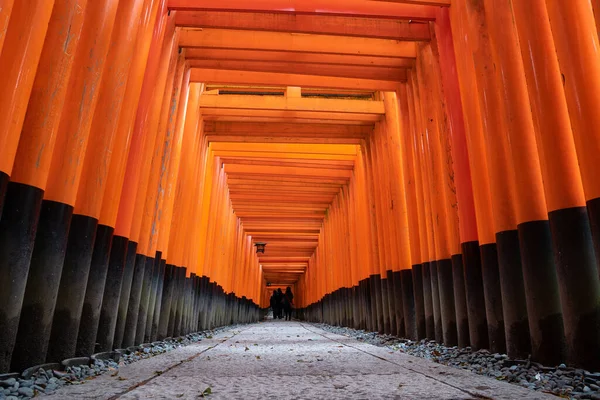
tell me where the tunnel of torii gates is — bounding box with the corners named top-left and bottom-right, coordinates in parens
top-left (1, 0), bottom-right (600, 377)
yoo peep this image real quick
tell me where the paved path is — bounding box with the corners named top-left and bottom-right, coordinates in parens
top-left (45, 321), bottom-right (554, 399)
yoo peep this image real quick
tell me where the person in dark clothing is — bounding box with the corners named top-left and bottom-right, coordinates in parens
top-left (271, 289), bottom-right (283, 319)
top-left (276, 288), bottom-right (284, 319)
top-left (282, 287), bottom-right (294, 321)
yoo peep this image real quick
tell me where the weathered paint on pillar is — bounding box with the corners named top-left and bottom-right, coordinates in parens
top-left (44, 0), bottom-right (122, 362)
top-left (8, 0), bottom-right (89, 372)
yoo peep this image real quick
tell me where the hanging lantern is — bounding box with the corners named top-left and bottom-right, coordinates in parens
top-left (254, 242), bottom-right (267, 254)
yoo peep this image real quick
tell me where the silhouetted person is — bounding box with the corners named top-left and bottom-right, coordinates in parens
top-left (282, 287), bottom-right (294, 321)
top-left (276, 288), bottom-right (284, 319)
top-left (271, 289), bottom-right (283, 319)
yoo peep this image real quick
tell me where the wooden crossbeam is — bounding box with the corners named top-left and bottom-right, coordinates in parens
top-left (199, 95), bottom-right (385, 114)
top-left (174, 11), bottom-right (431, 40)
top-left (237, 212), bottom-right (325, 219)
top-left (201, 109), bottom-right (381, 123)
top-left (179, 29), bottom-right (417, 58)
top-left (209, 142), bottom-right (358, 155)
top-left (245, 231), bottom-right (319, 238)
top-left (215, 153), bottom-right (358, 162)
top-left (205, 122), bottom-right (372, 135)
top-left (188, 60), bottom-right (407, 82)
top-left (202, 117), bottom-right (372, 125)
top-left (191, 68), bottom-right (402, 90)
top-left (205, 121), bottom-right (369, 144)
top-left (221, 158), bottom-right (354, 169)
top-left (224, 163), bottom-right (352, 178)
top-left (369, 0), bottom-right (449, 6)
top-left (167, 0), bottom-right (442, 20)
top-left (206, 135), bottom-right (361, 144)
top-left (187, 49), bottom-right (414, 68)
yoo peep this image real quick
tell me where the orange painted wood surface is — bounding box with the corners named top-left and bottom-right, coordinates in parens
top-left (175, 11), bottom-right (430, 40)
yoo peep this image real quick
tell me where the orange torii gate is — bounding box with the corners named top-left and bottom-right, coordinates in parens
top-left (0, 0), bottom-right (599, 376)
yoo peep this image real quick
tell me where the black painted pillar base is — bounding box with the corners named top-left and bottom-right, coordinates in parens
top-left (360, 279), bottom-right (369, 330)
top-left (46, 214), bottom-right (97, 363)
top-left (370, 274), bottom-right (383, 333)
top-left (551, 205), bottom-right (600, 370)
top-left (391, 270), bottom-right (404, 337)
top-left (151, 259), bottom-right (166, 342)
top-left (496, 229), bottom-right (531, 359)
top-left (366, 278), bottom-right (374, 331)
top-left (451, 253), bottom-right (470, 348)
top-left (411, 264), bottom-right (425, 339)
top-left (135, 256), bottom-right (154, 344)
top-left (347, 287), bottom-right (353, 327)
top-left (144, 252), bottom-right (161, 342)
top-left (113, 241), bottom-right (137, 349)
top-left (588, 198), bottom-right (600, 278)
top-left (181, 276), bottom-right (190, 333)
top-left (76, 224), bottom-right (114, 356)
top-left (462, 241), bottom-right (488, 350)
top-left (399, 270), bottom-right (416, 340)
top-left (430, 261), bottom-right (443, 343)
top-left (173, 268), bottom-right (187, 336)
top-left (437, 259), bottom-right (457, 347)
top-left (358, 279), bottom-right (369, 331)
top-left (0, 182), bottom-right (44, 372)
top-left (517, 220), bottom-right (565, 365)
top-left (0, 171), bottom-right (8, 218)
top-left (168, 267), bottom-right (183, 336)
top-left (197, 275), bottom-right (207, 332)
top-left (421, 262), bottom-right (434, 339)
top-left (122, 254), bottom-right (146, 347)
top-left (380, 274), bottom-right (392, 334)
top-left (480, 243), bottom-right (506, 354)
top-left (351, 286), bottom-right (360, 329)
top-left (11, 200), bottom-right (72, 372)
top-left (97, 235), bottom-right (128, 352)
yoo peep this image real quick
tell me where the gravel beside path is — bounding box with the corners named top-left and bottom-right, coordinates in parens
top-left (316, 323), bottom-right (600, 400)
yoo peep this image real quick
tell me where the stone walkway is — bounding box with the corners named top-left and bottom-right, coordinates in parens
top-left (44, 321), bottom-right (554, 399)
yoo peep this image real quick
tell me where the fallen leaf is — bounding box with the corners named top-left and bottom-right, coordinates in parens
top-left (199, 387), bottom-right (212, 397)
top-left (253, 344), bottom-right (258, 346)
top-left (206, 335), bottom-right (213, 339)
top-left (256, 356), bottom-right (261, 360)
top-left (117, 377), bottom-right (127, 381)
top-left (245, 347), bottom-right (250, 351)
top-left (154, 371), bottom-right (163, 376)
top-left (110, 371), bottom-right (119, 377)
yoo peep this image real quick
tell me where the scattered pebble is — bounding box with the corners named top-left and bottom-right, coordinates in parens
top-left (315, 323), bottom-right (600, 400)
top-left (2, 325), bottom-right (238, 399)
